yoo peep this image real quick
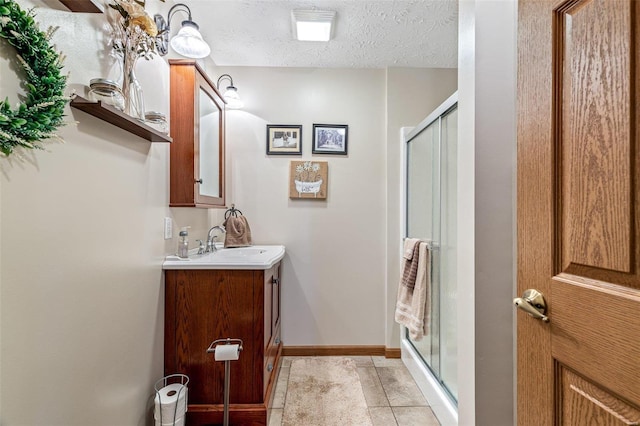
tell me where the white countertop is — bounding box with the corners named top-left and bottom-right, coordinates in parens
top-left (162, 245), bottom-right (285, 270)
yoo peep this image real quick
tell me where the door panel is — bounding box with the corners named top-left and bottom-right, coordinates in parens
top-left (552, 277), bottom-right (640, 407)
top-left (558, 0), bottom-right (634, 276)
top-left (518, 0), bottom-right (640, 424)
top-left (560, 368), bottom-right (640, 426)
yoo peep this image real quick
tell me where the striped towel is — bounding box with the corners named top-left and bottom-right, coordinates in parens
top-left (395, 239), bottom-right (431, 341)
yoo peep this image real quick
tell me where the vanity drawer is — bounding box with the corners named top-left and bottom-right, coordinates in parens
top-left (264, 325), bottom-right (281, 395)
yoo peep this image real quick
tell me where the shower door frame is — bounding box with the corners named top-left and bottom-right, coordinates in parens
top-left (400, 91), bottom-right (458, 426)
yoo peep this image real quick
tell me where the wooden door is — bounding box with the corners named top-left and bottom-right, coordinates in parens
top-left (517, 1), bottom-right (640, 425)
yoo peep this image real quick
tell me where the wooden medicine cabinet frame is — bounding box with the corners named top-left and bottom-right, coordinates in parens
top-left (169, 59), bottom-right (226, 208)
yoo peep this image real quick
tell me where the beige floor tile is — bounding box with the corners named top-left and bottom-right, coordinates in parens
top-left (272, 366), bottom-right (290, 408)
top-left (392, 406), bottom-right (440, 426)
top-left (377, 367), bottom-right (428, 407)
top-left (281, 356), bottom-right (294, 368)
top-left (369, 407), bottom-right (398, 426)
top-left (372, 356), bottom-right (405, 368)
top-left (268, 408), bottom-right (283, 426)
top-left (357, 367), bottom-right (390, 407)
top-left (345, 355), bottom-right (374, 367)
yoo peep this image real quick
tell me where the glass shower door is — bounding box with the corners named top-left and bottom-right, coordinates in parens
top-left (439, 106), bottom-right (457, 399)
top-left (406, 118), bottom-right (440, 373)
top-left (405, 101), bottom-right (457, 402)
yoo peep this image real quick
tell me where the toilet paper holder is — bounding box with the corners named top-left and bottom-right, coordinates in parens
top-left (206, 338), bottom-right (243, 358)
top-left (206, 338), bottom-right (243, 426)
top-left (153, 374), bottom-right (189, 426)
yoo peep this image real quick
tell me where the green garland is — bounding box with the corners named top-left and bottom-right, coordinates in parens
top-left (0, 0), bottom-right (69, 156)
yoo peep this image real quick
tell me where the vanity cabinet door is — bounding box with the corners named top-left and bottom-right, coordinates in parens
top-left (263, 263), bottom-right (282, 396)
top-left (272, 263), bottom-right (281, 335)
top-left (169, 59), bottom-right (225, 208)
top-left (164, 269), bottom-right (261, 404)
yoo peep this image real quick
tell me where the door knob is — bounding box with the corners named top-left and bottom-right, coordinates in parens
top-left (514, 289), bottom-right (549, 322)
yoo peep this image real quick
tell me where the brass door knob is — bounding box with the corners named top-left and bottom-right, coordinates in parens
top-left (514, 289), bottom-right (549, 322)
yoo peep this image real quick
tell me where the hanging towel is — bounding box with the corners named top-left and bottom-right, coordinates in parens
top-left (395, 239), bottom-right (431, 341)
top-left (223, 215), bottom-right (252, 247)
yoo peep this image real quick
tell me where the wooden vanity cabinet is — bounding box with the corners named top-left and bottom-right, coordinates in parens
top-left (169, 59), bottom-right (226, 208)
top-left (164, 263), bottom-right (282, 426)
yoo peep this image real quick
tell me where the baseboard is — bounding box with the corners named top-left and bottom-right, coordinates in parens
top-left (282, 345), bottom-right (401, 358)
top-left (385, 348), bottom-right (401, 358)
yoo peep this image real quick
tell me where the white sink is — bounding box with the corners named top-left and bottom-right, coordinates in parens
top-left (162, 245), bottom-right (285, 270)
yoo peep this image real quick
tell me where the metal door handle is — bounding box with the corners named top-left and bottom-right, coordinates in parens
top-left (514, 289), bottom-right (549, 322)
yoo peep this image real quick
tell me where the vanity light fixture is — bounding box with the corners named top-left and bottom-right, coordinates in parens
top-left (216, 74), bottom-right (244, 110)
top-left (154, 3), bottom-right (211, 59)
top-left (291, 9), bottom-right (336, 42)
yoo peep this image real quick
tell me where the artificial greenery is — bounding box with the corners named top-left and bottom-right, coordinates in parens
top-left (0, 0), bottom-right (69, 156)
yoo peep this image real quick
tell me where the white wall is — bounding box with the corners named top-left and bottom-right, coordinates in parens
top-left (385, 68), bottom-right (457, 349)
top-left (457, 1), bottom-right (517, 425)
top-left (0, 1), bottom-right (216, 425)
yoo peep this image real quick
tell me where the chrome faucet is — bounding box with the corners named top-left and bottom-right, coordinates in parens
top-left (206, 225), bottom-right (225, 253)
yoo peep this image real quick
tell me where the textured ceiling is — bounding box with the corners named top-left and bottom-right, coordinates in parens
top-left (186, 0), bottom-right (458, 69)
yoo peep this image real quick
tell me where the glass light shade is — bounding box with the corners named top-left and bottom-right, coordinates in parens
top-left (223, 86), bottom-right (244, 109)
top-left (170, 21), bottom-right (211, 59)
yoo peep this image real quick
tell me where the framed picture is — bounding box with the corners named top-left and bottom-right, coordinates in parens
top-left (312, 124), bottom-right (348, 155)
top-left (289, 160), bottom-right (328, 199)
top-left (267, 125), bottom-right (302, 155)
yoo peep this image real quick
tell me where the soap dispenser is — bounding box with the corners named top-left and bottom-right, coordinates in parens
top-left (178, 227), bottom-right (190, 258)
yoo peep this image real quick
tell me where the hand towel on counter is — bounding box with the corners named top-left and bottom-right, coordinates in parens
top-left (395, 239), bottom-right (431, 341)
top-left (223, 215), bottom-right (252, 247)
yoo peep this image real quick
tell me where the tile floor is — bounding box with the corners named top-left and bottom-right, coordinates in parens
top-left (268, 356), bottom-right (441, 426)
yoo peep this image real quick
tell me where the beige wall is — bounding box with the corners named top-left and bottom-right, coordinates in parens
top-left (0, 1), bottom-right (460, 424)
top-left (0, 1), bottom-right (213, 425)
top-left (220, 66), bottom-right (388, 345)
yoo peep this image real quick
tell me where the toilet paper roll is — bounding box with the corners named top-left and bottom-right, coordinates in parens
top-left (154, 383), bottom-right (187, 423)
top-left (154, 402), bottom-right (186, 423)
top-left (215, 344), bottom-right (240, 361)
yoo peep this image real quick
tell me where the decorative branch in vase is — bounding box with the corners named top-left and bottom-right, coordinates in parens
top-left (107, 0), bottom-right (164, 121)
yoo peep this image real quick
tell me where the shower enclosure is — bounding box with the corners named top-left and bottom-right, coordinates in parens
top-left (401, 92), bottom-right (458, 425)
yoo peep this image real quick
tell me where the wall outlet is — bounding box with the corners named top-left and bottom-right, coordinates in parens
top-left (164, 217), bottom-right (173, 240)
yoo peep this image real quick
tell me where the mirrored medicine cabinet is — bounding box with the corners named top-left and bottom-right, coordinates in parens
top-left (169, 59), bottom-right (226, 208)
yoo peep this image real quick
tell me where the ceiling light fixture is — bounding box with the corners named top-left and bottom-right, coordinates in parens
top-left (216, 74), bottom-right (244, 110)
top-left (154, 4), bottom-right (211, 59)
top-left (291, 9), bottom-right (336, 42)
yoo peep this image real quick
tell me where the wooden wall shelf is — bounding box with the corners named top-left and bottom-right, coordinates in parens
top-left (59, 0), bottom-right (103, 13)
top-left (70, 96), bottom-right (172, 143)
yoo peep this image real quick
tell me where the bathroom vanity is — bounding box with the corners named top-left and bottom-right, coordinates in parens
top-left (163, 246), bottom-right (285, 425)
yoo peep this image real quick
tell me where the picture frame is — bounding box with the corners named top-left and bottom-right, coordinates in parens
top-left (266, 125), bottom-right (302, 155)
top-left (289, 160), bottom-right (328, 199)
top-left (312, 124), bottom-right (348, 155)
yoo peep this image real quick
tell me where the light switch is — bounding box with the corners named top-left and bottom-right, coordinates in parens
top-left (164, 217), bottom-right (172, 240)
